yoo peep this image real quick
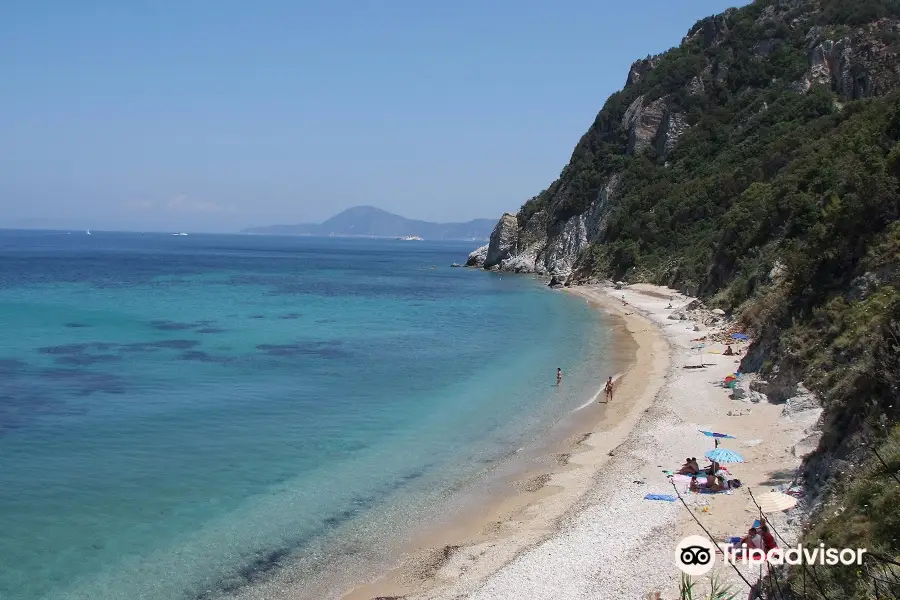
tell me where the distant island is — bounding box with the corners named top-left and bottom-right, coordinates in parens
top-left (242, 206), bottom-right (496, 241)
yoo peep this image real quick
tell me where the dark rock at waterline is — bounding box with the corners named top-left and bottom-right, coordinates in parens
top-left (548, 275), bottom-right (566, 289)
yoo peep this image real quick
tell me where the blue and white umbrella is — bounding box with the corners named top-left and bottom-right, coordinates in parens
top-left (731, 333), bottom-right (750, 341)
top-left (705, 448), bottom-right (744, 463)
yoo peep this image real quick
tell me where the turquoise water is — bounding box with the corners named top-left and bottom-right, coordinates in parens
top-left (0, 231), bottom-right (613, 600)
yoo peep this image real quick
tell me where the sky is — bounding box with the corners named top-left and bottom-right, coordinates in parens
top-left (1, 0), bottom-right (742, 233)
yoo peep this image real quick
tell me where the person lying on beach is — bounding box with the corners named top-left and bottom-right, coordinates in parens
top-left (706, 472), bottom-right (728, 492)
top-left (604, 376), bottom-right (614, 402)
top-left (689, 476), bottom-right (701, 492)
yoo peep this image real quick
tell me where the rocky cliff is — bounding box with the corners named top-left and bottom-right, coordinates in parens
top-left (472, 3), bottom-right (900, 596)
top-left (475, 0), bottom-right (900, 285)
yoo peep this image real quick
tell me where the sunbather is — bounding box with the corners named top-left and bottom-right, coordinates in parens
top-left (740, 527), bottom-right (763, 550)
top-left (759, 519), bottom-right (778, 552)
top-left (706, 472), bottom-right (727, 492)
top-left (678, 457), bottom-right (702, 475)
top-left (723, 345), bottom-right (735, 356)
top-left (689, 476), bottom-right (701, 492)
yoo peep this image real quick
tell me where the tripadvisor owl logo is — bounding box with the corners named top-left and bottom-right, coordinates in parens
top-left (675, 535), bottom-right (868, 575)
top-left (675, 535), bottom-right (717, 576)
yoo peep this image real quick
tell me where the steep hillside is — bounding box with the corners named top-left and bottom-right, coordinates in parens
top-left (476, 0), bottom-right (900, 597)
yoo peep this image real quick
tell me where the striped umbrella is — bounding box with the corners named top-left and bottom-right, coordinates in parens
top-left (755, 491), bottom-right (798, 513)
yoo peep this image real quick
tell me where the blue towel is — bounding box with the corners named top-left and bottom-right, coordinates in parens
top-left (644, 494), bottom-right (677, 502)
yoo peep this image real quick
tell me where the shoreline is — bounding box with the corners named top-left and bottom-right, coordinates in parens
top-left (339, 283), bottom-right (671, 600)
top-left (340, 282), bottom-right (822, 599)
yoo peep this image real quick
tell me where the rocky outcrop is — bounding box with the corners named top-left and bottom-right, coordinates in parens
top-left (465, 244), bottom-right (488, 267)
top-left (471, 174), bottom-right (622, 278)
top-left (626, 56), bottom-right (658, 87)
top-left (683, 12), bottom-right (732, 48)
top-left (656, 110), bottom-right (689, 159)
top-left (484, 214), bottom-right (519, 269)
top-left (794, 22), bottom-right (900, 99)
top-left (463, 1), bottom-right (899, 282)
top-left (624, 96), bottom-right (667, 156)
top-left (622, 96), bottom-right (689, 159)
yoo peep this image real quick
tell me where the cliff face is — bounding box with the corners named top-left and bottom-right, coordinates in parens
top-left (475, 4), bottom-right (900, 595)
top-left (478, 0), bottom-right (900, 283)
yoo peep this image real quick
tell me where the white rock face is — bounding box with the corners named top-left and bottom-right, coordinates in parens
top-left (544, 214), bottom-right (589, 276)
top-left (624, 97), bottom-right (667, 156)
top-left (465, 244), bottom-right (489, 267)
top-left (471, 173), bottom-right (623, 278)
top-left (484, 214), bottom-right (519, 268)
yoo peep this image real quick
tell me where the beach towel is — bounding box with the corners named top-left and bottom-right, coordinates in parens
top-left (644, 494), bottom-right (677, 502)
top-left (699, 489), bottom-right (732, 495)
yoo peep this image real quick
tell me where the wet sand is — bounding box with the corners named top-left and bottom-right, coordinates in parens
top-left (341, 283), bottom-right (823, 600)
top-left (340, 285), bottom-right (669, 600)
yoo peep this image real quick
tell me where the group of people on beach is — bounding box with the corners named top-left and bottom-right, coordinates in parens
top-left (555, 369), bottom-right (614, 403)
top-left (678, 457), bottom-right (736, 492)
top-left (737, 518), bottom-right (778, 554)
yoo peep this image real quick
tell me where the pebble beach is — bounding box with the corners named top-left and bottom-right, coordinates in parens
top-left (342, 282), bottom-right (823, 600)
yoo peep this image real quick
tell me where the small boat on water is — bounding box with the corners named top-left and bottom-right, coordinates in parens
top-left (171, 232), bottom-right (188, 236)
top-left (397, 235), bottom-right (423, 241)
top-left (85, 229), bottom-right (91, 235)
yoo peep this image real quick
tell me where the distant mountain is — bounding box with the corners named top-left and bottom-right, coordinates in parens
top-left (242, 206), bottom-right (496, 240)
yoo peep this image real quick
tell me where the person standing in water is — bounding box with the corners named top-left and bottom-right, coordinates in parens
top-left (557, 368), bottom-right (562, 386)
top-left (604, 376), bottom-right (614, 402)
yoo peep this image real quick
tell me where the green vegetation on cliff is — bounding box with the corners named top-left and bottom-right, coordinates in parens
top-left (512, 0), bottom-right (900, 597)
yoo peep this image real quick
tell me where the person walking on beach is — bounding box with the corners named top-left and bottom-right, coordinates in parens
top-left (604, 376), bottom-right (614, 402)
top-left (556, 368), bottom-right (562, 386)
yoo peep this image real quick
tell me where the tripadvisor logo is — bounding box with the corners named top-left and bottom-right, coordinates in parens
top-left (675, 535), bottom-right (866, 574)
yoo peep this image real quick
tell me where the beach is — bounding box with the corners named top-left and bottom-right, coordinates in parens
top-left (341, 282), bottom-right (823, 600)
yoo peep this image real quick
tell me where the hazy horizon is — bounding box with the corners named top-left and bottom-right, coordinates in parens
top-left (3, 1), bottom-right (741, 233)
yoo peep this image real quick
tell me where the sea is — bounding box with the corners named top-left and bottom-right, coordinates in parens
top-left (0, 230), bottom-right (617, 600)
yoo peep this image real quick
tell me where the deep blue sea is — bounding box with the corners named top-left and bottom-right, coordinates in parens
top-left (0, 230), bottom-right (615, 600)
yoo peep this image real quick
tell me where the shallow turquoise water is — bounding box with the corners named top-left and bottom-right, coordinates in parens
top-left (0, 231), bottom-right (613, 599)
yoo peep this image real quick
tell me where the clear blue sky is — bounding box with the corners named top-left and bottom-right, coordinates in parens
top-left (2, 0), bottom-right (742, 232)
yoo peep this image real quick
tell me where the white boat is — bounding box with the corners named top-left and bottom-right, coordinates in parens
top-left (398, 235), bottom-right (423, 241)
top-left (171, 232), bottom-right (188, 236)
top-left (85, 229), bottom-right (91, 235)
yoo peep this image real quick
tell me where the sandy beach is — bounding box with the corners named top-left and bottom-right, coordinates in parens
top-left (341, 282), bottom-right (823, 600)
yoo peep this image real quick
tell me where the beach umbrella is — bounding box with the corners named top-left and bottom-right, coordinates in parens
top-left (699, 430), bottom-right (736, 439)
top-left (705, 448), bottom-right (744, 463)
top-left (731, 333), bottom-right (750, 341)
top-left (755, 491), bottom-right (798, 513)
top-left (700, 430), bottom-right (735, 449)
